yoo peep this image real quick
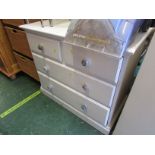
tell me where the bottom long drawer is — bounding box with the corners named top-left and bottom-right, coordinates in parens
top-left (38, 71), bottom-right (110, 126)
top-left (41, 88), bottom-right (110, 134)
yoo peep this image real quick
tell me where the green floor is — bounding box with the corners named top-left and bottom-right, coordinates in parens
top-left (0, 72), bottom-right (102, 135)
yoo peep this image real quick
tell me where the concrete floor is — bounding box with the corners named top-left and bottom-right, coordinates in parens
top-left (0, 72), bottom-right (102, 135)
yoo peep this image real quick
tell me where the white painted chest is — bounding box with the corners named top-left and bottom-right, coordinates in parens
top-left (21, 20), bottom-right (154, 134)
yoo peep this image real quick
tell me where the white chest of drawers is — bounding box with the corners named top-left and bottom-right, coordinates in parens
top-left (21, 21), bottom-right (154, 134)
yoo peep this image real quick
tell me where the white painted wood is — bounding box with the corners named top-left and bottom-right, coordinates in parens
top-left (22, 19), bottom-right (154, 134)
top-left (62, 43), bottom-right (123, 84)
top-left (38, 72), bottom-right (110, 126)
top-left (32, 53), bottom-right (115, 107)
top-left (114, 32), bottom-right (155, 135)
top-left (27, 33), bottom-right (62, 62)
top-left (41, 87), bottom-right (110, 134)
top-left (107, 29), bottom-right (154, 127)
top-left (20, 20), bottom-right (70, 40)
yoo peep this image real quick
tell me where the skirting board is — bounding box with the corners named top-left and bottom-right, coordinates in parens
top-left (41, 87), bottom-right (110, 135)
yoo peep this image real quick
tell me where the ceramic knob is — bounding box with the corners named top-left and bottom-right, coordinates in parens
top-left (82, 83), bottom-right (88, 91)
top-left (38, 44), bottom-right (44, 51)
top-left (81, 59), bottom-right (89, 67)
top-left (47, 85), bottom-right (53, 92)
top-left (43, 66), bottom-right (49, 72)
top-left (81, 104), bottom-right (87, 113)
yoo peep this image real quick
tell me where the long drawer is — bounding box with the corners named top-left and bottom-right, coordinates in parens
top-left (33, 53), bottom-right (115, 107)
top-left (62, 43), bottom-right (123, 84)
top-left (5, 27), bottom-right (32, 58)
top-left (38, 72), bottom-right (110, 126)
top-left (26, 33), bottom-right (62, 62)
top-left (14, 52), bottom-right (39, 81)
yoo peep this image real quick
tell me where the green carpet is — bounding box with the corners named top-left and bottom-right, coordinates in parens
top-left (0, 72), bottom-right (102, 135)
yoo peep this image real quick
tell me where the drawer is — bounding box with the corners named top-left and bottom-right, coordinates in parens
top-left (62, 43), bottom-right (123, 84)
top-left (33, 53), bottom-right (115, 107)
top-left (26, 33), bottom-right (62, 62)
top-left (14, 52), bottom-right (39, 81)
top-left (38, 72), bottom-right (110, 126)
top-left (2, 19), bottom-right (25, 27)
top-left (27, 19), bottom-right (40, 23)
top-left (5, 27), bottom-right (32, 58)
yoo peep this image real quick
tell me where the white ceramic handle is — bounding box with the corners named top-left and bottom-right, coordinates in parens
top-left (82, 83), bottom-right (88, 91)
top-left (38, 44), bottom-right (44, 51)
top-left (81, 104), bottom-right (87, 113)
top-left (43, 66), bottom-right (49, 72)
top-left (81, 59), bottom-right (90, 67)
top-left (47, 85), bottom-right (53, 92)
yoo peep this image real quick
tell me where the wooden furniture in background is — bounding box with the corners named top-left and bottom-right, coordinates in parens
top-left (0, 20), bottom-right (20, 79)
top-left (5, 27), bottom-right (33, 58)
top-left (2, 19), bottom-right (39, 27)
top-left (2, 19), bottom-right (39, 81)
top-left (14, 52), bottom-right (39, 80)
top-left (2, 19), bottom-right (25, 27)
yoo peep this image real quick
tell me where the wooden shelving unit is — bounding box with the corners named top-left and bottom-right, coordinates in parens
top-left (2, 19), bottom-right (40, 81)
top-left (0, 20), bottom-right (20, 79)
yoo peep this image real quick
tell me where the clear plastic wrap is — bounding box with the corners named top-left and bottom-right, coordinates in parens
top-left (64, 19), bottom-right (144, 57)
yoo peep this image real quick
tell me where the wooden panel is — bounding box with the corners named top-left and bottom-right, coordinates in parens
top-left (0, 57), bottom-right (7, 72)
top-left (2, 19), bottom-right (25, 27)
top-left (0, 20), bottom-right (20, 78)
top-left (14, 52), bottom-right (39, 81)
top-left (5, 26), bottom-right (32, 58)
top-left (27, 19), bottom-right (40, 23)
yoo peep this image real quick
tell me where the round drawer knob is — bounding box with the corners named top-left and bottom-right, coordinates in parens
top-left (82, 83), bottom-right (88, 91)
top-left (81, 104), bottom-right (87, 113)
top-left (43, 66), bottom-right (49, 72)
top-left (81, 59), bottom-right (89, 67)
top-left (38, 44), bottom-right (44, 51)
top-left (47, 85), bottom-right (53, 92)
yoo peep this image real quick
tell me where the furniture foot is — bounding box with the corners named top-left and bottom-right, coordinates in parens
top-left (10, 74), bottom-right (16, 80)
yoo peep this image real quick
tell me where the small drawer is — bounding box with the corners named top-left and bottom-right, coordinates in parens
top-left (26, 19), bottom-right (40, 23)
top-left (2, 19), bottom-right (25, 27)
top-left (26, 33), bottom-right (62, 62)
top-left (33, 53), bottom-right (115, 107)
top-left (62, 43), bottom-right (123, 84)
top-left (14, 52), bottom-right (39, 81)
top-left (5, 27), bottom-right (32, 58)
top-left (38, 72), bottom-right (110, 126)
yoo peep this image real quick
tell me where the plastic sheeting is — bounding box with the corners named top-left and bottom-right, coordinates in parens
top-left (64, 19), bottom-right (144, 57)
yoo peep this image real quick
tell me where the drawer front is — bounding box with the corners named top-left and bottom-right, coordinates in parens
top-left (5, 27), bottom-right (32, 58)
top-left (2, 19), bottom-right (25, 27)
top-left (38, 72), bottom-right (110, 126)
top-left (62, 43), bottom-right (123, 84)
top-left (33, 53), bottom-right (115, 107)
top-left (26, 33), bottom-right (62, 62)
top-left (14, 52), bottom-right (39, 81)
top-left (27, 19), bottom-right (40, 23)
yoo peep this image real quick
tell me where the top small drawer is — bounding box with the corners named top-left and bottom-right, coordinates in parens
top-left (26, 33), bottom-right (62, 62)
top-left (62, 43), bottom-right (123, 84)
